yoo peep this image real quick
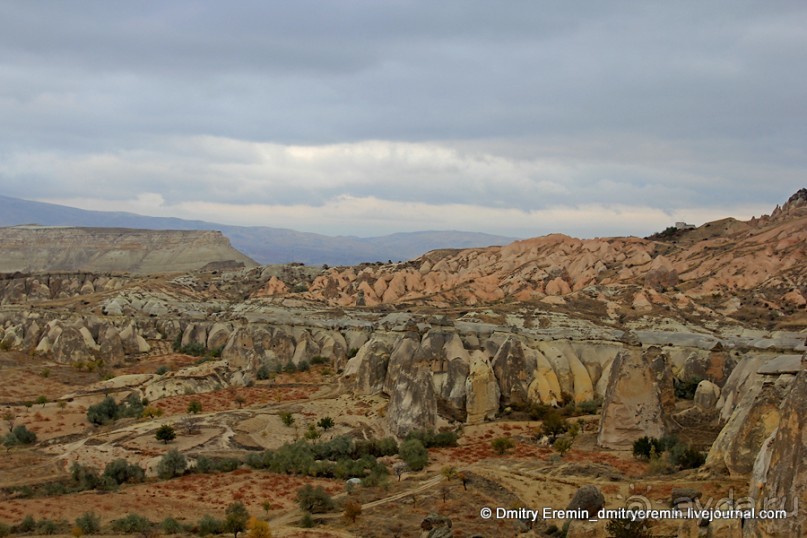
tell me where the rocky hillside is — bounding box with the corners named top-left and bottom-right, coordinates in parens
top-left (0, 226), bottom-right (256, 274)
top-left (298, 191), bottom-right (807, 329)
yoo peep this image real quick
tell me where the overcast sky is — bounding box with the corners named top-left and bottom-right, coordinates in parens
top-left (1, 1), bottom-right (805, 238)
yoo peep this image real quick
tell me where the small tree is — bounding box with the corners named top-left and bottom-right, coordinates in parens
top-left (457, 472), bottom-right (469, 491)
top-left (234, 395), bottom-right (246, 408)
top-left (343, 500), bottom-right (362, 523)
top-left (280, 412), bottom-right (295, 427)
top-left (187, 400), bottom-right (203, 414)
top-left (224, 502), bottom-right (250, 538)
top-left (399, 439), bottom-right (428, 471)
top-left (246, 517), bottom-right (271, 538)
top-left (157, 448), bottom-right (187, 479)
top-left (553, 434), bottom-right (575, 457)
top-left (156, 424), bottom-right (176, 444)
top-left (297, 484), bottom-right (335, 514)
top-left (36, 396), bottom-right (48, 407)
top-left (304, 424), bottom-right (320, 441)
top-left (393, 462), bottom-right (408, 482)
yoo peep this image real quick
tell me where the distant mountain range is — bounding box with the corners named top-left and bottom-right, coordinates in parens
top-left (0, 195), bottom-right (516, 265)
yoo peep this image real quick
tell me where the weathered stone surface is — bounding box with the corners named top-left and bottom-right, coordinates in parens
top-left (744, 368), bottom-right (807, 537)
top-left (465, 350), bottom-right (500, 424)
top-left (706, 377), bottom-right (791, 476)
top-left (51, 325), bottom-right (99, 363)
top-left (694, 379), bottom-right (721, 410)
top-left (492, 337), bottom-right (537, 408)
top-left (597, 345), bottom-right (676, 449)
top-left (343, 338), bottom-right (392, 394)
top-left (566, 485), bottom-right (605, 518)
top-left (420, 513), bottom-right (452, 538)
top-left (384, 336), bottom-right (437, 436)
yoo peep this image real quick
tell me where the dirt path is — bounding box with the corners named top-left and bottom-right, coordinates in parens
top-left (269, 474), bottom-right (445, 534)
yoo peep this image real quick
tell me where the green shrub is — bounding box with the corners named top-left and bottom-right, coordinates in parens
top-left (539, 410), bottom-right (570, 440)
top-left (70, 462), bottom-right (101, 490)
top-left (103, 458), bottom-right (145, 485)
top-left (196, 456), bottom-right (241, 473)
top-left (110, 513), bottom-right (152, 534)
top-left (35, 518), bottom-right (66, 535)
top-left (160, 517), bottom-right (183, 535)
top-left (75, 512), bottom-right (101, 535)
top-left (280, 412), bottom-right (295, 427)
top-left (0, 521), bottom-right (10, 537)
top-left (17, 515), bottom-right (35, 533)
top-left (491, 436), bottom-right (515, 455)
top-left (3, 424), bottom-right (37, 447)
top-left (198, 515), bottom-right (224, 535)
top-left (317, 416), bottom-right (335, 431)
top-left (283, 361), bottom-right (297, 374)
top-left (256, 364), bottom-right (271, 380)
top-left (347, 348), bottom-right (359, 359)
top-left (300, 512), bottom-right (315, 528)
top-left (310, 356), bottom-right (329, 365)
top-left (155, 424), bottom-right (176, 444)
top-left (669, 444), bottom-right (706, 470)
top-left (399, 439), bottom-right (428, 471)
top-left (179, 342), bottom-right (206, 357)
top-left (674, 377), bottom-right (702, 400)
top-left (155, 365), bottom-right (170, 375)
top-left (157, 448), bottom-right (187, 479)
top-left (405, 429), bottom-right (458, 448)
top-left (298, 360), bottom-right (311, 372)
top-left (187, 399), bottom-right (203, 414)
top-left (297, 484), bottom-right (335, 514)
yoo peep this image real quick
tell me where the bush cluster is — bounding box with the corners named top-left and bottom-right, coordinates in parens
top-left (633, 435), bottom-right (706, 471)
top-left (404, 429), bottom-right (458, 448)
top-left (196, 456), bottom-right (241, 473)
top-left (86, 394), bottom-right (145, 426)
top-left (6, 515), bottom-right (69, 536)
top-left (3, 424), bottom-right (37, 447)
top-left (245, 437), bottom-right (390, 481)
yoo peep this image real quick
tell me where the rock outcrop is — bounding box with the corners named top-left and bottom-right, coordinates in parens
top-left (0, 226), bottom-right (256, 274)
top-left (597, 343), bottom-right (676, 449)
top-left (744, 366), bottom-right (807, 537)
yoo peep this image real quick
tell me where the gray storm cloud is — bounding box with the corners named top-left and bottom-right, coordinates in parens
top-left (0, 1), bottom-right (804, 235)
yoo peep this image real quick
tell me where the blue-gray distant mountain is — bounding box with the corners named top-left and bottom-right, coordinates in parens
top-left (0, 195), bottom-right (516, 266)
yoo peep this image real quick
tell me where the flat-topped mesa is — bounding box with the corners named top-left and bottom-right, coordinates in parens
top-left (0, 226), bottom-right (257, 274)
